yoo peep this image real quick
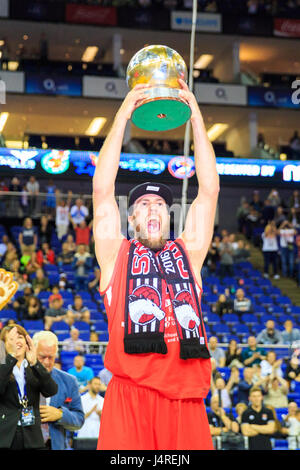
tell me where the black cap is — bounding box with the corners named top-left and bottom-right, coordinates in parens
top-left (128, 182), bottom-right (173, 210)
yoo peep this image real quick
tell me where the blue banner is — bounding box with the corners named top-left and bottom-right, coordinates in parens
top-left (248, 86), bottom-right (300, 109)
top-left (26, 73), bottom-right (82, 97)
top-left (0, 148), bottom-right (299, 185)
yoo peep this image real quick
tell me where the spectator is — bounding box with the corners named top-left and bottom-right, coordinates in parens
top-left (45, 178), bottom-right (56, 217)
top-left (58, 273), bottom-right (70, 291)
top-left (274, 206), bottom-right (287, 228)
top-left (263, 375), bottom-right (289, 409)
top-left (62, 328), bottom-right (86, 353)
top-left (235, 402), bottom-right (248, 431)
top-left (36, 242), bottom-right (55, 266)
top-left (288, 189), bottom-right (300, 212)
top-left (89, 331), bottom-right (100, 354)
top-left (70, 218), bottom-right (93, 246)
top-left (208, 336), bottom-right (225, 367)
top-left (0, 234), bottom-right (9, 259)
top-left (32, 330), bottom-right (85, 450)
top-left (233, 288), bottom-right (252, 315)
top-left (288, 207), bottom-right (300, 229)
top-left (73, 244), bottom-right (93, 291)
top-left (267, 189), bottom-right (281, 208)
top-left (25, 252), bottom-right (40, 276)
top-left (207, 395), bottom-right (239, 447)
top-left (296, 234), bottom-right (300, 286)
top-left (225, 339), bottom-right (243, 367)
top-left (261, 199), bottom-right (275, 226)
top-left (44, 293), bottom-right (69, 330)
top-left (210, 376), bottom-right (233, 409)
top-left (256, 320), bottom-right (282, 345)
top-left (218, 235), bottom-right (234, 277)
top-left (8, 176), bottom-right (22, 216)
top-left (66, 295), bottom-right (91, 324)
top-left (233, 240), bottom-right (251, 263)
top-left (2, 242), bottom-right (18, 271)
top-left (260, 351), bottom-right (283, 378)
top-left (14, 273), bottom-right (32, 292)
top-left (55, 191), bottom-right (72, 240)
top-left (32, 267), bottom-right (50, 294)
top-left (241, 336), bottom-right (266, 367)
top-left (241, 386), bottom-right (275, 450)
top-left (278, 220), bottom-right (296, 278)
top-left (250, 191), bottom-right (263, 216)
top-left (26, 176), bottom-right (39, 215)
top-left (18, 217), bottom-right (37, 255)
top-left (65, 233), bottom-right (76, 253)
top-left (0, 325), bottom-right (58, 450)
top-left (261, 222), bottom-right (280, 279)
top-left (76, 377), bottom-right (104, 442)
top-left (57, 242), bottom-right (75, 266)
top-left (235, 367), bottom-right (257, 405)
top-left (236, 200), bottom-right (250, 234)
top-left (281, 402), bottom-right (300, 450)
top-left (212, 293), bottom-right (233, 317)
top-left (38, 215), bottom-right (52, 246)
top-left (284, 356), bottom-right (300, 385)
top-left (22, 296), bottom-right (45, 321)
top-left (12, 286), bottom-right (34, 321)
top-left (280, 319), bottom-right (300, 346)
top-left (70, 198), bottom-right (89, 226)
top-left (88, 267), bottom-right (101, 292)
top-left (68, 355), bottom-right (94, 395)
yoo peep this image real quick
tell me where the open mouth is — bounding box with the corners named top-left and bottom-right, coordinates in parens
top-left (147, 218), bottom-right (160, 234)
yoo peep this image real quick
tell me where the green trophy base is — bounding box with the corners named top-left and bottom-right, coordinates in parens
top-left (131, 87), bottom-right (191, 132)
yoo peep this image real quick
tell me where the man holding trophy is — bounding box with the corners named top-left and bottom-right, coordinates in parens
top-left (93, 46), bottom-right (219, 450)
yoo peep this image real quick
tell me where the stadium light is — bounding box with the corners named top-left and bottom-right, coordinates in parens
top-left (194, 54), bottom-right (214, 69)
top-left (81, 47), bottom-right (99, 62)
top-left (85, 117), bottom-right (107, 136)
top-left (0, 112), bottom-right (9, 132)
top-left (207, 123), bottom-right (229, 141)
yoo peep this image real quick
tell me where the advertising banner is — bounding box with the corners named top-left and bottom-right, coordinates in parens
top-left (26, 73), bottom-right (82, 97)
top-left (171, 11), bottom-right (221, 32)
top-left (0, 70), bottom-right (25, 93)
top-left (194, 83), bottom-right (247, 106)
top-left (0, 147), bottom-right (299, 186)
top-left (10, 0), bottom-right (64, 21)
top-left (65, 4), bottom-right (117, 26)
top-left (117, 6), bottom-right (170, 30)
top-left (248, 86), bottom-right (300, 110)
top-left (83, 76), bottom-right (127, 99)
top-left (274, 18), bottom-right (300, 38)
top-left (0, 0), bottom-right (9, 17)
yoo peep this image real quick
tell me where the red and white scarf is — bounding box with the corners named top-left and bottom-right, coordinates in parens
top-left (124, 239), bottom-right (210, 360)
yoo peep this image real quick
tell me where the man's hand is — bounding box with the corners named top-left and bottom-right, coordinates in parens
top-left (40, 405), bottom-right (63, 422)
top-left (177, 79), bottom-right (202, 121)
top-left (116, 84), bottom-right (152, 122)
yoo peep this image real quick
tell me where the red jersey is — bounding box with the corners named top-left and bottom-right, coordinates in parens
top-left (101, 238), bottom-right (211, 400)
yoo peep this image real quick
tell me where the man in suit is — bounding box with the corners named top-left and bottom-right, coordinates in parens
top-left (32, 330), bottom-right (84, 450)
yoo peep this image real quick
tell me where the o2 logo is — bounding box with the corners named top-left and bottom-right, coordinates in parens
top-left (291, 80), bottom-right (300, 105)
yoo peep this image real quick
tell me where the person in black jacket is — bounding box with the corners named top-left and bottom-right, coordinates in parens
top-left (0, 324), bottom-right (58, 449)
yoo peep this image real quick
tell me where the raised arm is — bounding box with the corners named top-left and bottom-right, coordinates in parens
top-left (177, 79), bottom-right (220, 270)
top-left (92, 84), bottom-right (150, 270)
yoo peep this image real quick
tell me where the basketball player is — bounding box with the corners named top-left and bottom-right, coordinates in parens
top-left (93, 80), bottom-right (219, 450)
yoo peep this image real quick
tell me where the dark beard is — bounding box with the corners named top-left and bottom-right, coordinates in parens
top-left (137, 236), bottom-right (168, 252)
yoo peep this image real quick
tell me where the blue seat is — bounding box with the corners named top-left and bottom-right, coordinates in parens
top-left (251, 324), bottom-right (265, 335)
top-left (51, 321), bottom-right (70, 333)
top-left (205, 313), bottom-right (221, 326)
top-left (0, 309), bottom-right (17, 321)
top-left (73, 321), bottom-right (90, 331)
top-left (222, 313), bottom-right (239, 325)
top-left (93, 320), bottom-right (108, 332)
top-left (212, 324), bottom-right (231, 335)
top-left (232, 324), bottom-right (250, 336)
top-left (241, 314), bottom-right (259, 326)
top-left (98, 332), bottom-right (109, 342)
top-left (217, 367), bottom-right (231, 381)
top-left (276, 296), bottom-right (292, 307)
top-left (85, 354), bottom-right (104, 367)
top-left (260, 314), bottom-right (276, 324)
top-left (23, 320), bottom-right (44, 332)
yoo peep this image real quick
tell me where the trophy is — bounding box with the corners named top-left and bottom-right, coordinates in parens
top-left (126, 45), bottom-right (191, 132)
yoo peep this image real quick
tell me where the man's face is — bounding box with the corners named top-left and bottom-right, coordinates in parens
top-left (90, 378), bottom-right (101, 395)
top-left (71, 329), bottom-right (79, 340)
top-left (266, 321), bottom-right (275, 335)
top-left (128, 194), bottom-right (170, 251)
top-left (248, 336), bottom-right (256, 348)
top-left (209, 337), bottom-right (217, 350)
top-left (210, 396), bottom-right (219, 412)
top-left (74, 356), bottom-right (84, 369)
top-left (250, 391), bottom-right (263, 408)
top-left (36, 341), bottom-right (57, 372)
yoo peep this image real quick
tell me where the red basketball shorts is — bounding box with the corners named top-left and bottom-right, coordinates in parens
top-left (97, 376), bottom-right (214, 450)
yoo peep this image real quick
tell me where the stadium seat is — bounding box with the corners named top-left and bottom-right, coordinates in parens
top-left (232, 324), bottom-right (250, 337)
top-left (241, 314), bottom-right (259, 326)
top-left (93, 320), bottom-right (108, 332)
top-left (0, 309), bottom-right (17, 322)
top-left (22, 320), bottom-right (44, 334)
top-left (72, 321), bottom-right (90, 331)
top-left (98, 332), bottom-right (109, 342)
top-left (205, 313), bottom-right (221, 326)
top-left (212, 324), bottom-right (231, 336)
top-left (222, 313), bottom-right (240, 325)
top-left (84, 354), bottom-right (104, 367)
top-left (51, 321), bottom-right (70, 333)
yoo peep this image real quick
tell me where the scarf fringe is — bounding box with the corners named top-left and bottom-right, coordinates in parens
top-left (180, 342), bottom-right (211, 360)
top-left (124, 337), bottom-right (168, 355)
